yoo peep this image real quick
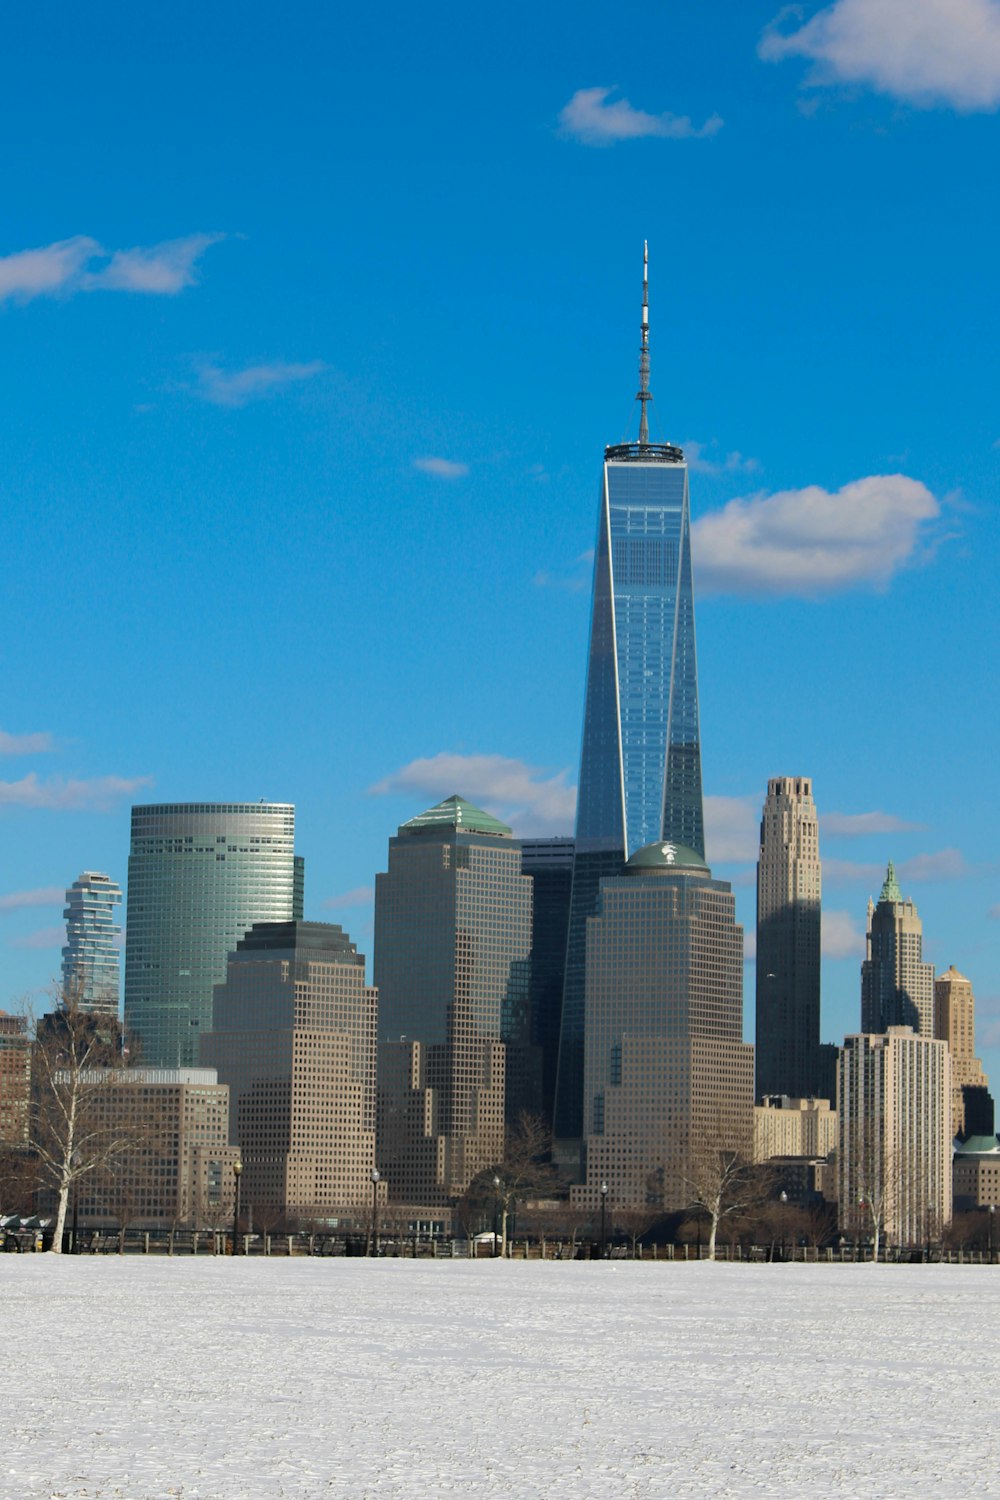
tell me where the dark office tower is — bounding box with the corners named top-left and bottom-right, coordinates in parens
top-left (574, 840), bottom-right (753, 1213)
top-left (755, 777), bottom-right (822, 1099)
top-left (554, 245), bottom-right (704, 1157)
top-left (124, 803), bottom-right (297, 1068)
top-left (861, 862), bottom-right (935, 1036)
top-left (521, 837), bottom-right (574, 1130)
top-left (61, 871), bottom-right (123, 1015)
top-left (374, 795), bottom-right (532, 1203)
top-left (202, 921), bottom-right (377, 1218)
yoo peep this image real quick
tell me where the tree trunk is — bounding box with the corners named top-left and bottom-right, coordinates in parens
top-left (707, 1208), bottom-right (719, 1262)
top-left (50, 1178), bottom-right (70, 1254)
top-left (500, 1205), bottom-right (509, 1258)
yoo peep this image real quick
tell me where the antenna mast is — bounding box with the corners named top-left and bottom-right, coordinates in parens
top-left (637, 240), bottom-right (651, 446)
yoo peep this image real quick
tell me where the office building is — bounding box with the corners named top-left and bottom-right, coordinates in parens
top-left (838, 1028), bottom-right (951, 1246)
top-left (61, 871), bottom-right (123, 1014)
top-left (374, 795), bottom-right (532, 1202)
top-left (573, 839), bottom-right (753, 1212)
top-left (753, 1095), bottom-right (837, 1163)
top-left (124, 802), bottom-right (300, 1068)
top-left (861, 862), bottom-right (935, 1036)
top-left (555, 247), bottom-right (705, 1156)
top-left (755, 778), bottom-right (821, 1098)
top-left (0, 1012), bottom-right (31, 1147)
top-left (520, 836), bottom-right (574, 1130)
top-left (202, 920), bottom-right (377, 1221)
top-left (934, 965), bottom-right (990, 1139)
top-left (952, 1136), bottom-right (1000, 1214)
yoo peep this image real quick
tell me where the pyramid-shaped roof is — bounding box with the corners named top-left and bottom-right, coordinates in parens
top-left (878, 860), bottom-right (903, 904)
top-left (401, 794), bottom-right (512, 838)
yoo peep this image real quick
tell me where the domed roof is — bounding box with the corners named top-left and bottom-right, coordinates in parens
top-left (626, 840), bottom-right (709, 873)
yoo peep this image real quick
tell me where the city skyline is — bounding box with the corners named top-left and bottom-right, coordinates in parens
top-left (1, 0), bottom-right (998, 1083)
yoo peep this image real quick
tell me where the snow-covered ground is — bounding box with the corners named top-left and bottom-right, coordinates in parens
top-left (2, 1258), bottom-right (996, 1498)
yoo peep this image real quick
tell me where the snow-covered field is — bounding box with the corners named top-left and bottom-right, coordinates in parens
top-left (2, 1258), bottom-right (996, 1498)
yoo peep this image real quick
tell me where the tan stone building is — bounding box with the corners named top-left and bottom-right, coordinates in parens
top-left (952, 1136), bottom-right (1000, 1213)
top-left (0, 1012), bottom-right (31, 1147)
top-left (753, 1095), bottom-right (837, 1163)
top-left (203, 920), bottom-right (378, 1222)
top-left (934, 965), bottom-right (989, 1139)
top-left (573, 841), bottom-right (754, 1213)
top-left (838, 1028), bottom-right (951, 1246)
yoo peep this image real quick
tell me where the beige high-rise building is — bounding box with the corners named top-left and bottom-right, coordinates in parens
top-left (202, 920), bottom-right (377, 1221)
top-left (0, 1012), bottom-right (31, 1147)
top-left (934, 965), bottom-right (989, 1139)
top-left (374, 797), bottom-right (532, 1204)
top-left (573, 840), bottom-right (754, 1212)
top-left (861, 863), bottom-right (935, 1036)
top-left (753, 1095), bottom-right (837, 1163)
top-left (838, 1028), bottom-right (951, 1246)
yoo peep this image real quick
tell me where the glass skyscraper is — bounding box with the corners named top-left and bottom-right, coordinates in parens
top-left (61, 871), bottom-right (123, 1015)
top-left (554, 248), bottom-right (705, 1153)
top-left (124, 803), bottom-right (300, 1068)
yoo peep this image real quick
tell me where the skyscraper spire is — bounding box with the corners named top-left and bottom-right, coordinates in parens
top-left (637, 240), bottom-right (651, 445)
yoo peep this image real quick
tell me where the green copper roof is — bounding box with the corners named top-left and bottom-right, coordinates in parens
top-left (626, 840), bottom-right (709, 873)
top-left (879, 860), bottom-right (902, 903)
top-left (954, 1135), bottom-right (1000, 1156)
top-left (401, 794), bottom-right (512, 838)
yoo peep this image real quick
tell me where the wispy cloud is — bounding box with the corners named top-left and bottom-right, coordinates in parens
top-left (760, 0), bottom-right (1000, 110)
top-left (9, 925), bottom-right (65, 950)
top-left (824, 848), bottom-right (971, 886)
top-left (821, 810), bottom-right (924, 837)
top-left (0, 729), bottom-right (55, 756)
top-left (704, 795), bottom-right (760, 863)
top-left (0, 886), bottom-right (64, 913)
top-left (822, 909), bottom-right (866, 959)
top-left (559, 87), bottom-right (723, 145)
top-left (684, 441), bottom-right (760, 477)
top-left (533, 550), bottom-right (594, 593)
top-left (412, 456), bottom-right (470, 479)
top-left (0, 773), bottom-right (152, 812)
top-left (88, 233), bottom-right (224, 294)
top-left (194, 359), bottom-right (327, 407)
top-left (692, 474), bottom-right (940, 596)
top-left (369, 752), bottom-right (575, 836)
top-left (321, 886), bottom-right (375, 910)
top-left (0, 233), bottom-right (222, 304)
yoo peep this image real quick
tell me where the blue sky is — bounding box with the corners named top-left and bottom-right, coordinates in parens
top-left (2, 0), bottom-right (998, 1079)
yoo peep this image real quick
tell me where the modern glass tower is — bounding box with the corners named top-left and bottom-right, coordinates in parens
top-left (61, 871), bottom-right (123, 1014)
top-left (124, 803), bottom-right (300, 1068)
top-left (554, 246), bottom-right (705, 1153)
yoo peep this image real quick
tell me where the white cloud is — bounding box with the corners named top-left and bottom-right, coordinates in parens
top-left (823, 909), bottom-right (866, 959)
top-left (0, 233), bottom-right (221, 304)
top-left (0, 773), bottom-right (152, 812)
top-left (692, 474), bottom-right (939, 596)
top-left (704, 795), bottom-right (760, 863)
top-left (88, 233), bottom-right (224, 294)
top-left (0, 729), bottom-right (54, 755)
top-left (0, 886), bottom-right (64, 913)
top-left (369, 752), bottom-right (576, 837)
top-left (760, 0), bottom-right (1000, 110)
top-left (824, 849), bottom-right (971, 886)
top-left (9, 925), bottom-right (65, 950)
top-left (322, 886), bottom-right (375, 910)
top-left (533, 550), bottom-right (594, 593)
top-left (412, 456), bottom-right (470, 479)
top-left (821, 810), bottom-right (924, 836)
top-left (743, 930), bottom-right (757, 962)
top-left (558, 87), bottom-right (723, 146)
top-left (684, 441), bottom-right (760, 477)
top-left (193, 359), bottom-right (327, 408)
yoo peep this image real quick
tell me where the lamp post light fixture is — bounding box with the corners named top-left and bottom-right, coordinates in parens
top-left (492, 1175), bottom-right (501, 1258)
top-left (779, 1189), bottom-right (788, 1262)
top-left (989, 1204), bottom-right (995, 1261)
top-left (232, 1159), bottom-right (243, 1256)
top-left (370, 1167), bottom-right (380, 1257)
top-left (600, 1181), bottom-right (609, 1259)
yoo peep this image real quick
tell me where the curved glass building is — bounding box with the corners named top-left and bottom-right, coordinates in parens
top-left (123, 803), bottom-right (300, 1068)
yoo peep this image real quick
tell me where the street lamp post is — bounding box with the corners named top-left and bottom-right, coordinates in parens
top-left (492, 1175), bottom-right (501, 1258)
top-left (989, 1204), bottom-right (995, 1261)
top-left (600, 1181), bottom-right (608, 1259)
top-left (779, 1189), bottom-right (788, 1263)
top-left (370, 1167), bottom-right (380, 1257)
top-left (232, 1160), bottom-right (243, 1256)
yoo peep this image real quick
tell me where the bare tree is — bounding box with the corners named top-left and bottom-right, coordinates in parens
top-left (28, 995), bottom-right (135, 1253)
top-left (466, 1112), bottom-right (563, 1257)
top-left (683, 1122), bottom-right (770, 1262)
top-left (613, 1205), bottom-right (659, 1257)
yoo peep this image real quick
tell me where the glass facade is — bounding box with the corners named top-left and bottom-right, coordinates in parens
top-left (62, 871), bottom-right (123, 1015)
top-left (555, 444), bottom-right (705, 1149)
top-left (123, 803), bottom-right (297, 1069)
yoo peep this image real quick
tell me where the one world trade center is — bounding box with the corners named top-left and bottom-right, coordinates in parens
top-left (553, 245), bottom-right (705, 1161)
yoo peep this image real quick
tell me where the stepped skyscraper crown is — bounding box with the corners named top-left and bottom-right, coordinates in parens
top-left (554, 246), bottom-right (705, 1148)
